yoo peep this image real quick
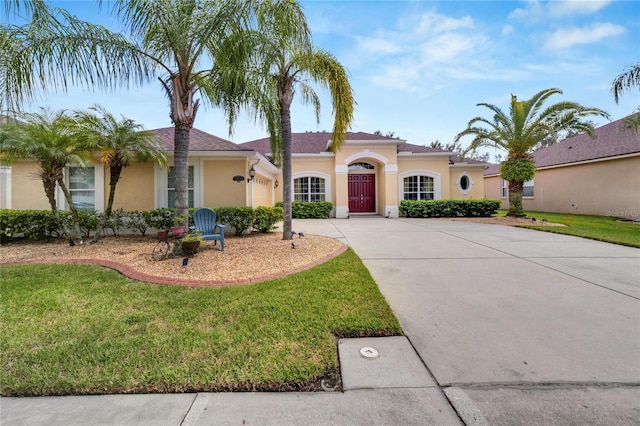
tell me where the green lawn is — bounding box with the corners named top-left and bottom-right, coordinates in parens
top-left (1, 249), bottom-right (402, 396)
top-left (498, 210), bottom-right (640, 248)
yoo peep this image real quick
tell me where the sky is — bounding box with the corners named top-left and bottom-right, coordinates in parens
top-left (9, 0), bottom-right (640, 154)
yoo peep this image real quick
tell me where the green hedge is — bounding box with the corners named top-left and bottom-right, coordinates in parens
top-left (275, 201), bottom-right (333, 219)
top-left (399, 199), bottom-right (500, 218)
top-left (0, 206), bottom-right (284, 241)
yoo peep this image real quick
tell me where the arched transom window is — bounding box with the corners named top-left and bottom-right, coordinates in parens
top-left (348, 162), bottom-right (375, 171)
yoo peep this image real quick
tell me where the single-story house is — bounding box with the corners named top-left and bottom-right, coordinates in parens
top-left (3, 128), bottom-right (487, 217)
top-left (484, 116), bottom-right (640, 219)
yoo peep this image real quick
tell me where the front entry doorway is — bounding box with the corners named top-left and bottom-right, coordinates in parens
top-left (348, 174), bottom-right (375, 213)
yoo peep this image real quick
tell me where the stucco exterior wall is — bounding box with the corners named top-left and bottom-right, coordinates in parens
top-left (449, 167), bottom-right (486, 200)
top-left (107, 162), bottom-right (156, 211)
top-left (10, 162), bottom-right (50, 210)
top-left (484, 156), bottom-right (640, 218)
top-left (202, 160), bottom-right (247, 207)
top-left (524, 156), bottom-right (640, 218)
top-left (484, 175), bottom-right (507, 208)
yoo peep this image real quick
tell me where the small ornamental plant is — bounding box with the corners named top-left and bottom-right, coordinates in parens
top-left (181, 230), bottom-right (203, 243)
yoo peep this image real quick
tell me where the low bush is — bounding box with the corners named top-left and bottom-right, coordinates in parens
top-left (253, 206), bottom-right (284, 233)
top-left (399, 199), bottom-right (500, 218)
top-left (276, 201), bottom-right (333, 219)
top-left (0, 206), bottom-right (285, 242)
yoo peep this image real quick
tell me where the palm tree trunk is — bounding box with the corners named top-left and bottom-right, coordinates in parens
top-left (92, 165), bottom-right (121, 243)
top-left (280, 99), bottom-right (293, 241)
top-left (173, 124), bottom-right (190, 222)
top-left (507, 180), bottom-right (525, 217)
top-left (57, 178), bottom-right (84, 245)
top-left (42, 176), bottom-right (72, 243)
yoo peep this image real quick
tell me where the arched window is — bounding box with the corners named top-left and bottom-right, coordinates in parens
top-left (348, 162), bottom-right (374, 171)
top-left (403, 175), bottom-right (434, 200)
top-left (294, 176), bottom-right (326, 202)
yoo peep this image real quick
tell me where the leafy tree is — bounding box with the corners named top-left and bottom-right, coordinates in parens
top-left (247, 0), bottom-right (355, 240)
top-left (374, 130), bottom-right (397, 138)
top-left (428, 140), bottom-right (491, 162)
top-left (74, 105), bottom-right (167, 242)
top-left (455, 88), bottom-right (609, 216)
top-left (2, 0), bottom-right (260, 222)
top-left (0, 108), bottom-right (92, 244)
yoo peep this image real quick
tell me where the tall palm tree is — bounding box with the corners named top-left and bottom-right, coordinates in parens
top-left (74, 105), bottom-right (167, 242)
top-left (611, 62), bottom-right (640, 104)
top-left (248, 0), bottom-right (356, 240)
top-left (0, 108), bottom-right (92, 244)
top-left (2, 0), bottom-right (263, 221)
top-left (455, 88), bottom-right (609, 217)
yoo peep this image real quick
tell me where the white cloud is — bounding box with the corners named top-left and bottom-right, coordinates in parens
top-left (357, 36), bottom-right (403, 54)
top-left (509, 0), bottom-right (613, 21)
top-left (421, 33), bottom-right (485, 63)
top-left (545, 22), bottom-right (626, 49)
top-left (416, 12), bottom-right (474, 35)
top-left (548, 0), bottom-right (612, 17)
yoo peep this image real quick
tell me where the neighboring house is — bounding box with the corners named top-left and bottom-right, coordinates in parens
top-left (484, 116), bottom-right (640, 219)
top-left (5, 128), bottom-right (487, 217)
top-left (241, 131), bottom-right (486, 218)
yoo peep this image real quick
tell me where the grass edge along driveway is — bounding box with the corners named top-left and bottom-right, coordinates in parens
top-left (1, 249), bottom-right (402, 396)
top-left (503, 210), bottom-right (640, 248)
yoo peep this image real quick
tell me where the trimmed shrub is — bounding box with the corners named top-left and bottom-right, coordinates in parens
top-left (216, 206), bottom-right (255, 236)
top-left (399, 199), bottom-right (500, 218)
top-left (276, 201), bottom-right (333, 219)
top-left (253, 206), bottom-right (283, 233)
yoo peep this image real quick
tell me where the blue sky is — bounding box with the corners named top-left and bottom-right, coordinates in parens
top-left (14, 0), bottom-right (640, 153)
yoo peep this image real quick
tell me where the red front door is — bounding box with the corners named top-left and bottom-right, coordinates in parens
top-left (348, 174), bottom-right (375, 213)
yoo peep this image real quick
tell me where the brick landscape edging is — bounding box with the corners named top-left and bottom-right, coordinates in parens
top-left (1, 244), bottom-right (349, 288)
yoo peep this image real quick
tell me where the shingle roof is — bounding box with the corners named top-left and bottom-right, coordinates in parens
top-left (151, 127), bottom-right (252, 152)
top-left (484, 115), bottom-right (640, 176)
top-left (240, 131), bottom-right (453, 156)
top-left (241, 131), bottom-right (397, 155)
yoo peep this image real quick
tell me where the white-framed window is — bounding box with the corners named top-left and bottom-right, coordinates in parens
top-left (501, 179), bottom-right (508, 198)
top-left (168, 166), bottom-right (194, 208)
top-left (456, 172), bottom-right (473, 194)
top-left (69, 166), bottom-right (95, 210)
top-left (523, 179), bottom-right (534, 198)
top-left (403, 175), bottom-right (434, 200)
top-left (294, 176), bottom-right (326, 202)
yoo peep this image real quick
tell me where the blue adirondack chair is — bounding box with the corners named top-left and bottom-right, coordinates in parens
top-left (192, 208), bottom-right (226, 251)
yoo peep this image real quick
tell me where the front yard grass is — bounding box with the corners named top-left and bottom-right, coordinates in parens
top-left (1, 249), bottom-right (402, 396)
top-left (498, 210), bottom-right (640, 248)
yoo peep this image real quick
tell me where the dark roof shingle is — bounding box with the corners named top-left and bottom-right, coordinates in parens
top-left (151, 127), bottom-right (252, 152)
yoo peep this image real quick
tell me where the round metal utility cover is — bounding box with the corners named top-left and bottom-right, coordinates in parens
top-left (359, 346), bottom-right (379, 359)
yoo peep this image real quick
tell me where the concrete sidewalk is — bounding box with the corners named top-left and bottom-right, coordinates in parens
top-left (2, 218), bottom-right (639, 425)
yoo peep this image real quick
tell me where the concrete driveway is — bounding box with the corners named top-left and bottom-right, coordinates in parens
top-left (300, 217), bottom-right (640, 425)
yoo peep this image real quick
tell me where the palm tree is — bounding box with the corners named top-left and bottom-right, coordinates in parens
top-left (74, 105), bottom-right (167, 242)
top-left (611, 63), bottom-right (640, 131)
top-left (0, 108), bottom-right (92, 244)
top-left (611, 63), bottom-right (640, 104)
top-left (248, 1), bottom-right (356, 240)
top-left (455, 88), bottom-right (609, 217)
top-left (2, 0), bottom-right (263, 221)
